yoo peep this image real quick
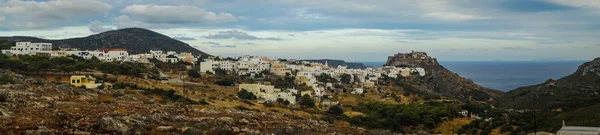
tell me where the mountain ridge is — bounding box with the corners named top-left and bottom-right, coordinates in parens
top-left (497, 57), bottom-right (600, 109)
top-left (0, 28), bottom-right (209, 56)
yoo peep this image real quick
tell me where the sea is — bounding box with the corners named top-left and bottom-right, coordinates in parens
top-left (361, 61), bottom-right (586, 91)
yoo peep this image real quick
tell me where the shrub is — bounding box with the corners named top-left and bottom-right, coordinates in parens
top-left (187, 70), bottom-right (201, 78)
top-left (236, 106), bottom-right (250, 111)
top-left (0, 92), bottom-right (8, 102)
top-left (328, 105), bottom-right (344, 116)
top-left (0, 75), bottom-right (13, 84)
top-left (500, 124), bottom-right (513, 133)
top-left (237, 89), bottom-right (257, 100)
top-left (299, 95), bottom-right (315, 108)
top-left (216, 79), bottom-right (235, 86)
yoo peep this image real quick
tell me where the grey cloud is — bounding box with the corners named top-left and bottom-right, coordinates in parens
top-left (503, 46), bottom-right (533, 51)
top-left (0, 0), bottom-right (112, 29)
top-left (121, 5), bottom-right (237, 24)
top-left (205, 30), bottom-right (282, 40)
top-left (174, 36), bottom-right (196, 40)
top-left (288, 34), bottom-right (295, 36)
top-left (236, 42), bottom-right (257, 45)
top-left (211, 45), bottom-right (236, 48)
top-left (88, 20), bottom-right (114, 33)
top-left (202, 42), bottom-right (221, 45)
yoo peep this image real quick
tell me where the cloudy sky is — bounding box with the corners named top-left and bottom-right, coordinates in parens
top-left (1, 0), bottom-right (600, 61)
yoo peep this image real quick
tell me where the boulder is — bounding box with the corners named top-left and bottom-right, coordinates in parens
top-left (97, 117), bottom-right (129, 134)
top-left (182, 127), bottom-right (203, 135)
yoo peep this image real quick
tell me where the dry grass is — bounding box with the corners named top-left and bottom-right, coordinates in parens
top-left (115, 106), bottom-right (129, 113)
top-left (98, 94), bottom-right (113, 102)
top-left (433, 117), bottom-right (473, 134)
top-left (489, 127), bottom-right (507, 135)
top-left (344, 111), bottom-right (366, 118)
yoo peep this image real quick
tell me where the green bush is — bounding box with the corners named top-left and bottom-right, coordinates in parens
top-left (187, 70), bottom-right (201, 78)
top-left (500, 124), bottom-right (513, 133)
top-left (237, 89), bottom-right (257, 100)
top-left (216, 79), bottom-right (235, 86)
top-left (0, 75), bottom-right (13, 84)
top-left (0, 92), bottom-right (8, 102)
top-left (328, 105), bottom-right (344, 116)
top-left (299, 95), bottom-right (315, 108)
top-left (348, 101), bottom-right (460, 132)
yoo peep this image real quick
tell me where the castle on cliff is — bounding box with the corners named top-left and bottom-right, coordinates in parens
top-left (384, 50), bottom-right (438, 67)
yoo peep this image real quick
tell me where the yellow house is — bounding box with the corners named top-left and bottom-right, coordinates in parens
top-left (300, 91), bottom-right (312, 97)
top-left (295, 76), bottom-right (309, 85)
top-left (180, 52), bottom-right (193, 57)
top-left (70, 75), bottom-right (100, 89)
top-left (239, 84), bottom-right (262, 96)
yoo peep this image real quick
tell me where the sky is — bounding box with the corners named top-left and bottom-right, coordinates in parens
top-left (1, 0), bottom-right (600, 62)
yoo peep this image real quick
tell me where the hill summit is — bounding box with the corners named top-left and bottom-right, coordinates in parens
top-left (0, 28), bottom-right (209, 56)
top-left (498, 57), bottom-right (600, 109)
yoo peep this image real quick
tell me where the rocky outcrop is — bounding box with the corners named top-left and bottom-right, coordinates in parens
top-left (384, 51), bottom-right (438, 67)
top-left (580, 57), bottom-right (600, 76)
top-left (382, 52), bottom-right (501, 102)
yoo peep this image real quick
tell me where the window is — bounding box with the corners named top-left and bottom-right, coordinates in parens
top-left (77, 80), bottom-right (80, 83)
top-left (72, 80), bottom-right (76, 83)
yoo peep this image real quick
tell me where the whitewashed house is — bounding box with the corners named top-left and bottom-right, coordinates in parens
top-left (1, 42), bottom-right (52, 56)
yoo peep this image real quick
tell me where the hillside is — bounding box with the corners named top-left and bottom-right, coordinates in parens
top-left (498, 58), bottom-right (600, 110)
top-left (0, 28), bottom-right (209, 56)
top-left (300, 59), bottom-right (366, 69)
top-left (384, 52), bottom-right (502, 102)
top-left (0, 70), bottom-right (401, 134)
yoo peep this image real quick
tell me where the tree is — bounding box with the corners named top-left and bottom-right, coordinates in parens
top-left (299, 94), bottom-right (315, 108)
top-left (214, 68), bottom-right (228, 76)
top-left (187, 70), bottom-right (201, 78)
top-left (328, 105), bottom-right (344, 116)
top-left (237, 89), bottom-right (257, 100)
top-left (316, 73), bottom-right (337, 83)
top-left (340, 74), bottom-right (352, 84)
top-left (500, 124), bottom-right (513, 133)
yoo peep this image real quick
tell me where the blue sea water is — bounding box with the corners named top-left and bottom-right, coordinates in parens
top-left (360, 61), bottom-right (585, 91)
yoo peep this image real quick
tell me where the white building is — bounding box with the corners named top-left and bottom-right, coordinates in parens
top-left (351, 88), bottom-right (364, 94)
top-left (557, 121), bottom-right (600, 135)
top-left (1, 42), bottom-right (52, 56)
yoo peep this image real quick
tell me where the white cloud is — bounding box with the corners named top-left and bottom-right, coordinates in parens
top-left (88, 20), bottom-right (115, 33)
top-left (120, 5), bottom-right (237, 24)
top-left (0, 0), bottom-right (112, 29)
top-left (426, 12), bottom-right (490, 21)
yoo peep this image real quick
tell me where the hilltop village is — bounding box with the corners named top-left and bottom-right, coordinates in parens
top-left (2, 42), bottom-right (430, 106)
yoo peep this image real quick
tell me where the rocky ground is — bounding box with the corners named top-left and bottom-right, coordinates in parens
top-left (0, 71), bottom-right (399, 135)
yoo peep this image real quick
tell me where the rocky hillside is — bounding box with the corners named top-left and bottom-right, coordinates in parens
top-left (497, 58), bottom-right (600, 109)
top-left (0, 70), bottom-right (397, 134)
top-left (384, 52), bottom-right (502, 102)
top-left (0, 28), bottom-right (209, 56)
top-left (301, 59), bottom-right (366, 69)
